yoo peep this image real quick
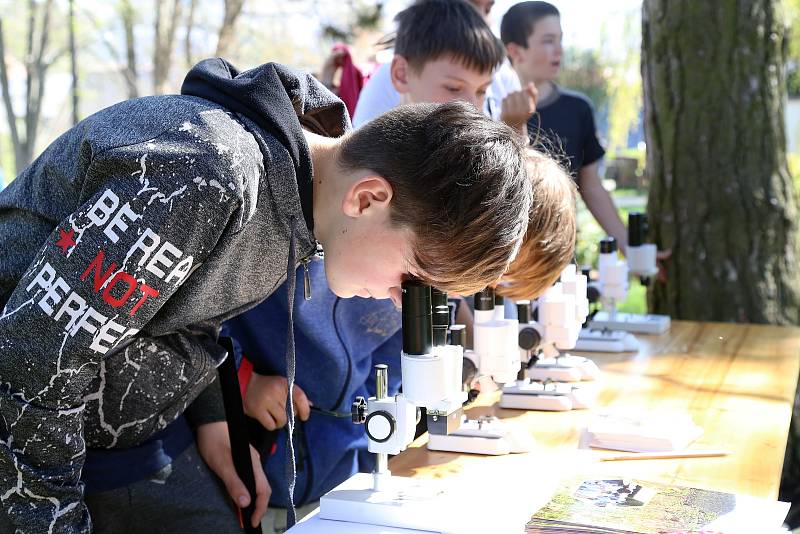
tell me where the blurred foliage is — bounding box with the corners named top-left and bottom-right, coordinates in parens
top-left (790, 152), bottom-right (800, 200)
top-left (321, 1), bottom-right (383, 44)
top-left (611, 147), bottom-right (646, 172)
top-left (604, 12), bottom-right (641, 154)
top-left (558, 9), bottom-right (642, 155)
top-left (558, 47), bottom-right (610, 118)
top-left (786, 0), bottom-right (800, 96)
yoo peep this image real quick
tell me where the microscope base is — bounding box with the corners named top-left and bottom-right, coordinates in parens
top-left (426, 416), bottom-right (534, 455)
top-left (500, 391), bottom-right (571, 411)
top-left (589, 311), bottom-right (670, 335)
top-left (500, 380), bottom-right (597, 411)
top-left (527, 355), bottom-right (601, 382)
top-left (319, 472), bottom-right (453, 532)
top-left (574, 328), bottom-right (640, 353)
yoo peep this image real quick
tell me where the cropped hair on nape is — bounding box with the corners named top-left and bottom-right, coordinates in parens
top-left (498, 148), bottom-right (577, 301)
top-left (385, 0), bottom-right (505, 74)
top-left (338, 101), bottom-right (531, 295)
top-left (500, 1), bottom-right (561, 47)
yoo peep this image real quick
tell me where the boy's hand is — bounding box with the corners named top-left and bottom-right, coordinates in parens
top-left (500, 82), bottom-right (538, 132)
top-left (244, 373), bottom-right (312, 430)
top-left (656, 248), bottom-right (672, 283)
top-left (196, 421), bottom-right (270, 528)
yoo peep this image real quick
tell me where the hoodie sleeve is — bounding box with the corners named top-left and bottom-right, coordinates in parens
top-left (0, 138), bottom-right (241, 533)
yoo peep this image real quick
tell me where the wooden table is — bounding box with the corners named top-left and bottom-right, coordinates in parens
top-left (389, 321), bottom-right (800, 505)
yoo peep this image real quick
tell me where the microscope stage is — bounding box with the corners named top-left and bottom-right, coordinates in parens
top-left (426, 416), bottom-right (534, 455)
top-left (589, 311), bottom-right (670, 335)
top-left (500, 380), bottom-right (597, 411)
top-left (574, 328), bottom-right (640, 353)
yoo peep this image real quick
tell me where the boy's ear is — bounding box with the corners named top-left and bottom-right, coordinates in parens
top-left (390, 55), bottom-right (411, 94)
top-left (506, 42), bottom-right (523, 66)
top-left (341, 175), bottom-right (394, 217)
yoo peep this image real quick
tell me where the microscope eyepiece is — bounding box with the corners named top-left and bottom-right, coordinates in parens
top-left (600, 237), bottom-right (617, 254)
top-left (474, 287), bottom-right (495, 311)
top-left (431, 288), bottom-right (449, 346)
top-left (628, 212), bottom-right (648, 247)
top-left (516, 300), bottom-right (532, 323)
top-left (449, 324), bottom-right (466, 347)
top-left (494, 293), bottom-right (504, 306)
top-left (401, 280), bottom-right (433, 355)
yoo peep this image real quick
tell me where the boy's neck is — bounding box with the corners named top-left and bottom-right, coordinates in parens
top-left (304, 129), bottom-right (342, 246)
top-left (532, 79), bottom-right (556, 103)
top-left (517, 67), bottom-right (557, 103)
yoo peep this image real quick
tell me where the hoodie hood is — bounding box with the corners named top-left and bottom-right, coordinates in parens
top-left (181, 58), bottom-right (351, 232)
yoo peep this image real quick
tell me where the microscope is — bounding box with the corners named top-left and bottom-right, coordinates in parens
top-left (588, 212), bottom-right (671, 335)
top-left (318, 281), bottom-right (467, 530)
top-left (423, 285), bottom-right (532, 455)
top-left (500, 264), bottom-right (599, 411)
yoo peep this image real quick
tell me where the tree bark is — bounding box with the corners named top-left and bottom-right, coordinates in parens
top-left (215, 0), bottom-right (244, 58)
top-left (153, 0), bottom-right (181, 95)
top-left (120, 0), bottom-right (138, 98)
top-left (184, 0), bottom-right (197, 69)
top-left (642, 0), bottom-right (800, 324)
top-left (0, 0), bottom-right (54, 174)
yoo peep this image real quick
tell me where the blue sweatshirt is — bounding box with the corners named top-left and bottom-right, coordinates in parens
top-left (224, 259), bottom-right (402, 507)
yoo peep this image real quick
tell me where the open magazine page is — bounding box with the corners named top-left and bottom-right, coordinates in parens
top-left (527, 478), bottom-right (790, 534)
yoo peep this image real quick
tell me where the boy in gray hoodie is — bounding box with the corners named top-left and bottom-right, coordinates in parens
top-left (0, 58), bottom-right (531, 533)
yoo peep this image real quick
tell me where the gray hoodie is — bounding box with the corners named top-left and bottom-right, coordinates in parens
top-left (0, 59), bottom-right (348, 533)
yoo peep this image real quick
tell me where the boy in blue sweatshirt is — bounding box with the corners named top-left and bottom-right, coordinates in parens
top-left (224, 260), bottom-right (402, 531)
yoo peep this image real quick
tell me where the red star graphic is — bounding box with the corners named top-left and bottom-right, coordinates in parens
top-left (55, 228), bottom-right (76, 254)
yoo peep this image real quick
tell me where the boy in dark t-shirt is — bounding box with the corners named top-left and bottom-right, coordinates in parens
top-left (527, 86), bottom-right (605, 177)
top-left (501, 1), bottom-right (669, 271)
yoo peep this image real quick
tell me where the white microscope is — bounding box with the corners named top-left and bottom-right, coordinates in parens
top-left (319, 281), bottom-right (468, 530)
top-left (426, 286), bottom-right (534, 455)
top-left (500, 264), bottom-right (599, 411)
top-left (588, 212), bottom-right (671, 335)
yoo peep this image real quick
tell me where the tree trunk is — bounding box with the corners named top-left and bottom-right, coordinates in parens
top-left (184, 0), bottom-right (197, 69)
top-left (642, 0), bottom-right (800, 324)
top-left (0, 0), bottom-right (54, 174)
top-left (215, 0), bottom-right (244, 58)
top-left (68, 0), bottom-right (78, 125)
top-left (153, 0), bottom-right (181, 95)
top-left (0, 20), bottom-right (21, 173)
top-left (120, 0), bottom-right (137, 98)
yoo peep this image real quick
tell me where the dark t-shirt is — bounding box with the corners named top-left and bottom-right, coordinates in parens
top-left (527, 85), bottom-right (605, 179)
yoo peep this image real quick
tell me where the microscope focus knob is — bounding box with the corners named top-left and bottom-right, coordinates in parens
top-left (365, 411), bottom-right (395, 443)
top-left (518, 327), bottom-right (541, 351)
top-left (351, 396), bottom-right (367, 424)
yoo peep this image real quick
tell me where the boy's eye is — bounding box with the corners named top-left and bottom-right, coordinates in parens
top-left (444, 86), bottom-right (461, 93)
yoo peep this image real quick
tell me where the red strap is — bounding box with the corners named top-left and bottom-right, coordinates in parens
top-left (238, 356), bottom-right (254, 398)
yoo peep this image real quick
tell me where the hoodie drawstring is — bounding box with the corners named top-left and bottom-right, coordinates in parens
top-left (284, 217), bottom-right (299, 528)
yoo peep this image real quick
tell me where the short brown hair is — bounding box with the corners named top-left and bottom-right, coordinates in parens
top-left (498, 148), bottom-right (576, 300)
top-left (338, 101), bottom-right (531, 295)
top-left (500, 1), bottom-right (561, 48)
top-left (391, 0), bottom-right (505, 74)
